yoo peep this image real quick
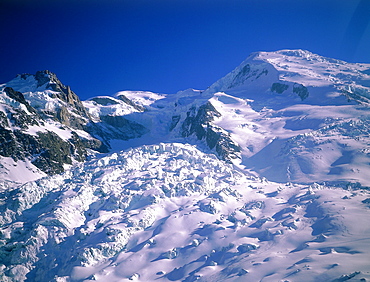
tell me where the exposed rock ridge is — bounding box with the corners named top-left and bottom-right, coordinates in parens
top-left (180, 102), bottom-right (241, 161)
top-left (35, 70), bottom-right (90, 118)
top-left (0, 72), bottom-right (149, 176)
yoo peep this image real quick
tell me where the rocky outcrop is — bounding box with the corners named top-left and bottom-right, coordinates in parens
top-left (0, 92), bottom-right (97, 174)
top-left (88, 116), bottom-right (148, 148)
top-left (228, 64), bottom-right (269, 89)
top-left (4, 87), bottom-right (36, 114)
top-left (271, 82), bottom-right (289, 94)
top-left (180, 102), bottom-right (241, 161)
top-left (55, 106), bottom-right (86, 130)
top-left (117, 94), bottom-right (145, 112)
top-left (0, 127), bottom-right (87, 175)
top-left (9, 109), bottom-right (40, 130)
top-left (293, 83), bottom-right (309, 100)
top-left (0, 102), bottom-right (106, 174)
top-left (35, 70), bottom-right (90, 119)
top-left (0, 111), bottom-right (9, 128)
top-left (0, 74), bottom-right (147, 176)
top-left (169, 115), bottom-right (181, 131)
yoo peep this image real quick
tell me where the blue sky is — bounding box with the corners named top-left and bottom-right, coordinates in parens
top-left (1, 0), bottom-right (370, 100)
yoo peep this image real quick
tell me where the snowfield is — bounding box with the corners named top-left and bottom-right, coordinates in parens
top-left (1, 50), bottom-right (370, 281)
top-left (1, 143), bottom-right (370, 281)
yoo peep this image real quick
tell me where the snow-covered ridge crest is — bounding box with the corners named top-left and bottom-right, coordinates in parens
top-left (257, 49), bottom-right (370, 87)
top-left (0, 71), bottom-right (152, 181)
top-left (1, 51), bottom-right (370, 281)
top-left (206, 53), bottom-right (279, 93)
top-left (206, 49), bottom-right (370, 93)
top-left (2, 49), bottom-right (370, 186)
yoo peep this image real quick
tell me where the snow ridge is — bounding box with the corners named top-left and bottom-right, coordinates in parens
top-left (1, 50), bottom-right (370, 281)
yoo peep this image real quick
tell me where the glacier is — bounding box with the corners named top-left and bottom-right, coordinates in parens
top-left (1, 49), bottom-right (370, 281)
top-left (1, 143), bottom-right (370, 281)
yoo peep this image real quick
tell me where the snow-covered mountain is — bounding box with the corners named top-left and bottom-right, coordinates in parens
top-left (0, 71), bottom-right (148, 185)
top-left (1, 50), bottom-right (370, 281)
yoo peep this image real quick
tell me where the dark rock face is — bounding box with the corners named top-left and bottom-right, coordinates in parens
top-left (293, 83), bottom-right (309, 100)
top-left (117, 94), bottom-right (145, 112)
top-left (88, 116), bottom-right (148, 148)
top-left (29, 131), bottom-right (74, 175)
top-left (4, 87), bottom-right (28, 105)
top-left (0, 127), bottom-right (18, 158)
top-left (181, 102), bottom-right (241, 161)
top-left (181, 102), bottom-right (221, 138)
top-left (0, 126), bottom-right (87, 174)
top-left (4, 87), bottom-right (36, 114)
top-left (169, 115), bottom-right (181, 131)
top-left (0, 112), bottom-right (9, 128)
top-left (1, 71), bottom-right (148, 176)
top-left (271, 83), bottom-right (289, 94)
top-left (228, 64), bottom-right (269, 89)
top-left (55, 106), bottom-right (86, 130)
top-left (35, 70), bottom-right (53, 87)
top-left (9, 109), bottom-right (40, 129)
top-left (229, 64), bottom-right (251, 89)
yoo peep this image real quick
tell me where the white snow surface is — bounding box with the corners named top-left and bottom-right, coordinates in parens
top-left (0, 157), bottom-right (46, 186)
top-left (2, 50), bottom-right (370, 281)
top-left (83, 96), bottom-right (140, 122)
top-left (117, 90), bottom-right (167, 107)
top-left (93, 50), bottom-right (370, 185)
top-left (1, 143), bottom-right (370, 282)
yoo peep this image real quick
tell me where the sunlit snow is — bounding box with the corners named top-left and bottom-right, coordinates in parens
top-left (1, 50), bottom-right (370, 281)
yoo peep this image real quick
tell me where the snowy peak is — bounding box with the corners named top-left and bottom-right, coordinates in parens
top-left (207, 49), bottom-right (370, 105)
top-left (206, 53), bottom-right (278, 93)
top-left (1, 50), bottom-right (370, 282)
top-left (4, 70), bottom-right (90, 125)
top-left (7, 70), bottom-right (69, 95)
top-left (0, 72), bottom-right (150, 183)
top-left (258, 49), bottom-right (370, 87)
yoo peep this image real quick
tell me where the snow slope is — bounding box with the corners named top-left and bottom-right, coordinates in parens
top-left (1, 143), bottom-right (369, 281)
top-left (3, 50), bottom-right (370, 185)
top-left (1, 50), bottom-right (370, 281)
top-left (0, 71), bottom-right (150, 183)
top-left (80, 49), bottom-right (370, 186)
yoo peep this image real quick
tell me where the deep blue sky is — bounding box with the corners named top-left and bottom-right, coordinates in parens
top-left (1, 0), bottom-right (370, 100)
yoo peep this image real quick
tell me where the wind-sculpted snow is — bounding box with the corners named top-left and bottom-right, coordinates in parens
top-left (1, 143), bottom-right (370, 281)
top-left (244, 114), bottom-right (370, 185)
top-left (2, 50), bottom-right (370, 281)
top-left (2, 50), bottom-right (370, 185)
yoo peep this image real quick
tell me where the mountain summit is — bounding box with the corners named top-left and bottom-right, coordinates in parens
top-left (1, 50), bottom-right (370, 281)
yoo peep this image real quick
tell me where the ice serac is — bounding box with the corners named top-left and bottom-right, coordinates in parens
top-left (1, 143), bottom-right (369, 282)
top-left (1, 50), bottom-right (370, 282)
